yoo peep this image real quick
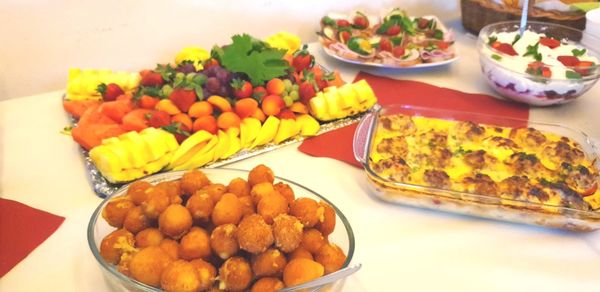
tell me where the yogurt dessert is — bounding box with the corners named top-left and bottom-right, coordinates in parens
top-left (478, 24), bottom-right (599, 106)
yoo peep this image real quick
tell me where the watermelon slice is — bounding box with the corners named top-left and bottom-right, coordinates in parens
top-left (62, 100), bottom-right (102, 119)
top-left (72, 124), bottom-right (127, 150)
top-left (122, 109), bottom-right (152, 132)
top-left (100, 99), bottom-right (134, 123)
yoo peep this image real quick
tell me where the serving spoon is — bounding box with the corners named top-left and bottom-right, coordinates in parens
top-left (519, 0), bottom-right (532, 35)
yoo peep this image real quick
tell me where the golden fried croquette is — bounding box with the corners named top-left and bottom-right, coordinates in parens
top-left (129, 246), bottom-right (173, 287)
top-left (186, 191), bottom-right (214, 222)
top-left (251, 277), bottom-right (285, 292)
top-left (272, 214), bottom-right (303, 253)
top-left (141, 187), bottom-right (171, 219)
top-left (157, 180), bottom-right (183, 205)
top-left (178, 226), bottom-right (211, 260)
top-left (238, 196), bottom-right (256, 217)
top-left (227, 177), bottom-right (251, 197)
top-left (160, 239), bottom-right (180, 260)
top-left (315, 201), bottom-right (336, 236)
top-left (250, 182), bottom-right (275, 205)
top-left (102, 197), bottom-right (136, 228)
top-left (117, 251), bottom-right (134, 276)
top-left (257, 191), bottom-right (289, 224)
top-left (181, 170), bottom-right (211, 195)
top-left (289, 198), bottom-right (323, 228)
top-left (251, 248), bottom-right (287, 277)
top-left (248, 164), bottom-right (275, 186)
top-left (237, 214), bottom-right (274, 254)
top-left (300, 229), bottom-right (326, 255)
top-left (190, 258), bottom-right (217, 290)
top-left (135, 228), bottom-right (164, 248)
top-left (287, 247), bottom-right (313, 261)
top-left (159, 204), bottom-right (193, 239)
top-left (218, 256), bottom-right (253, 291)
top-left (212, 193), bottom-right (243, 226)
top-left (273, 182), bottom-right (295, 204)
top-left (210, 224), bottom-right (239, 260)
top-left (160, 260), bottom-right (201, 292)
top-left (127, 180), bottom-right (152, 205)
top-left (201, 183), bottom-right (227, 203)
top-left (282, 258), bottom-right (324, 287)
top-left (100, 228), bottom-right (135, 264)
top-left (315, 243), bottom-right (346, 274)
top-left (123, 206), bottom-right (151, 234)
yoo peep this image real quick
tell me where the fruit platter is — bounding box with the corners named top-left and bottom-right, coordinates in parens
top-left (62, 32), bottom-right (378, 197)
top-left (318, 8), bottom-right (458, 68)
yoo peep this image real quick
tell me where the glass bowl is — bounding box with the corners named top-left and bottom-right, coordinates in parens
top-left (477, 21), bottom-right (600, 106)
top-left (88, 168), bottom-right (356, 291)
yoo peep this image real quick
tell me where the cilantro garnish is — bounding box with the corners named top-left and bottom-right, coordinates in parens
top-left (155, 64), bottom-right (176, 83)
top-left (524, 42), bottom-right (542, 61)
top-left (433, 29), bottom-right (444, 40)
top-left (487, 36), bottom-right (497, 46)
top-left (572, 48), bottom-right (587, 57)
top-left (220, 34), bottom-right (290, 86)
top-left (492, 54), bottom-right (502, 61)
top-left (565, 70), bottom-right (582, 79)
top-left (511, 34), bottom-right (521, 45)
top-left (161, 122), bottom-right (190, 137)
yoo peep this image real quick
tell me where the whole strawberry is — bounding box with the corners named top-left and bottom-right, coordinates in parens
top-left (139, 70), bottom-right (164, 87)
top-left (292, 45), bottom-right (315, 73)
top-left (97, 83), bottom-right (124, 102)
top-left (231, 79), bottom-right (253, 99)
top-left (299, 82), bottom-right (317, 104)
top-left (168, 88), bottom-right (197, 112)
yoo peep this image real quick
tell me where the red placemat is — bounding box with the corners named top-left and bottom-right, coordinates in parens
top-left (0, 198), bottom-right (65, 277)
top-left (298, 72), bottom-right (529, 168)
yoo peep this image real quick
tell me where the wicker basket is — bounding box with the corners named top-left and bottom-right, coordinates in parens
top-left (461, 0), bottom-right (587, 34)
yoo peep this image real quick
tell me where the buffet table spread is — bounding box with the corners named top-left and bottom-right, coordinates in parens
top-left (2, 27), bottom-right (600, 291)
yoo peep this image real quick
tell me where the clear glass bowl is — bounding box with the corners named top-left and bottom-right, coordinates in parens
top-left (88, 168), bottom-right (356, 291)
top-left (477, 21), bottom-right (600, 106)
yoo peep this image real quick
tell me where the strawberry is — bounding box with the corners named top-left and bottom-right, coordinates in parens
top-left (338, 30), bottom-right (351, 44)
top-left (336, 19), bottom-right (351, 28)
top-left (299, 82), bottom-right (317, 104)
top-left (140, 70), bottom-right (164, 87)
top-left (386, 24), bottom-right (401, 36)
top-left (539, 37), bottom-right (561, 49)
top-left (292, 45), bottom-right (315, 73)
top-left (138, 95), bottom-right (160, 109)
top-left (146, 110), bottom-right (171, 128)
top-left (557, 55), bottom-right (580, 67)
top-left (352, 12), bottom-right (369, 29)
top-left (526, 61), bottom-right (552, 78)
top-left (168, 88), bottom-right (197, 112)
top-left (491, 42), bottom-right (518, 56)
top-left (277, 108), bottom-right (296, 120)
top-left (379, 38), bottom-right (393, 52)
top-left (231, 79), bottom-right (253, 99)
top-left (252, 86), bottom-right (268, 100)
top-left (575, 61), bottom-right (595, 76)
top-left (417, 18), bottom-right (430, 30)
top-left (96, 83), bottom-right (124, 102)
top-left (437, 41), bottom-right (450, 50)
top-left (392, 46), bottom-right (406, 58)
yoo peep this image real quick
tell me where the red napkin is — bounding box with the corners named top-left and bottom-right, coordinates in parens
top-left (0, 198), bottom-right (65, 277)
top-left (298, 72), bottom-right (529, 168)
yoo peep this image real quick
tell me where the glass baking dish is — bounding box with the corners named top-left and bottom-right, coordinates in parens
top-left (353, 104), bottom-right (600, 231)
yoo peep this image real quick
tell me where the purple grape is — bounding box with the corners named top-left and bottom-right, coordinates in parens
top-left (206, 77), bottom-right (221, 93)
top-left (217, 85), bottom-right (230, 97)
top-left (202, 88), bottom-right (211, 99)
top-left (176, 62), bottom-right (196, 74)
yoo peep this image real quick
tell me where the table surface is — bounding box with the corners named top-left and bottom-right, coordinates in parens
top-left (1, 25), bottom-right (600, 291)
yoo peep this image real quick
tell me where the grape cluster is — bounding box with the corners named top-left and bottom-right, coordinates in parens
top-left (202, 66), bottom-right (234, 98)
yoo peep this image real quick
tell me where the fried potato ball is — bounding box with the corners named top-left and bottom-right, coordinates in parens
top-left (142, 187), bottom-right (171, 219)
top-left (300, 229), bottom-right (326, 255)
top-left (186, 191), bottom-right (214, 222)
top-left (289, 198), bottom-right (323, 228)
top-left (315, 243), bottom-right (346, 274)
top-left (315, 201), bottom-right (336, 236)
top-left (129, 246), bottom-right (173, 287)
top-left (201, 183), bottom-right (227, 203)
top-left (272, 214), bottom-right (303, 253)
top-left (273, 182), bottom-right (295, 204)
top-left (210, 224), bottom-right (239, 260)
top-left (212, 193), bottom-right (243, 226)
top-left (257, 191), bottom-right (289, 224)
top-left (238, 196), bottom-right (256, 217)
top-left (190, 258), bottom-right (217, 290)
top-left (287, 247), bottom-right (313, 261)
top-left (251, 277), bottom-right (285, 292)
top-left (282, 258), bottom-right (324, 287)
top-left (251, 248), bottom-right (287, 277)
top-left (179, 227), bottom-right (211, 260)
top-left (127, 180), bottom-right (152, 205)
top-left (250, 182), bottom-right (275, 204)
top-left (160, 260), bottom-right (201, 292)
top-left (157, 180), bottom-right (183, 205)
top-left (100, 228), bottom-right (135, 264)
top-left (227, 177), bottom-right (251, 197)
top-left (218, 256), bottom-right (253, 291)
top-left (117, 251), bottom-right (134, 276)
top-left (248, 164), bottom-right (275, 186)
top-left (181, 170), bottom-right (211, 195)
top-left (159, 204), bottom-right (193, 239)
top-left (160, 239), bottom-right (180, 260)
top-left (237, 214), bottom-right (274, 254)
top-left (135, 228), bottom-right (164, 248)
top-left (123, 206), bottom-right (151, 234)
top-left (102, 197), bottom-right (136, 228)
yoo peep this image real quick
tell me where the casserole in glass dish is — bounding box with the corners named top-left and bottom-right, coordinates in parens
top-left (353, 104), bottom-right (600, 231)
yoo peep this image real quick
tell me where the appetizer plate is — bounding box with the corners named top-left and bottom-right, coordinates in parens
top-left (322, 45), bottom-right (459, 69)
